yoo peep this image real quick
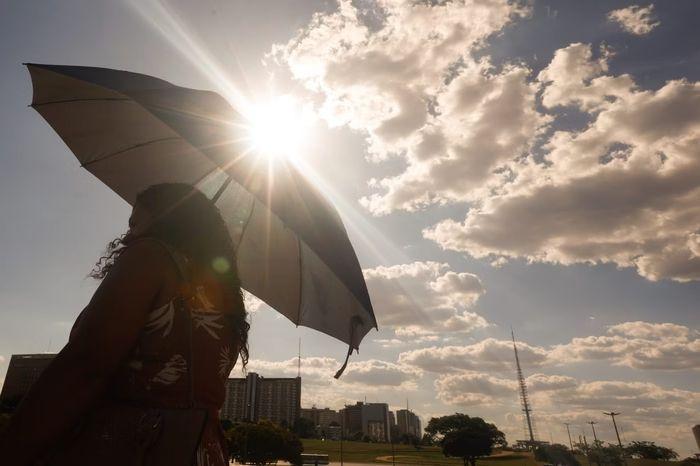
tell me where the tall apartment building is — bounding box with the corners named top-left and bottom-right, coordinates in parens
top-left (0, 354), bottom-right (56, 411)
top-left (221, 372), bottom-right (301, 427)
top-left (340, 401), bottom-right (391, 442)
top-left (396, 409), bottom-right (422, 438)
top-left (300, 406), bottom-right (340, 428)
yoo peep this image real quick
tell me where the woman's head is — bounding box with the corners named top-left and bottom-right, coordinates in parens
top-left (125, 184), bottom-right (230, 264)
top-left (92, 183), bottom-right (249, 367)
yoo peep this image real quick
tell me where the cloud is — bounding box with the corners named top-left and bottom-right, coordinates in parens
top-left (607, 4), bottom-right (660, 35)
top-left (549, 321), bottom-right (700, 370)
top-left (240, 356), bottom-right (420, 388)
top-left (434, 371), bottom-right (699, 438)
top-left (398, 322), bottom-right (699, 372)
top-left (364, 261), bottom-right (489, 336)
top-left (425, 43), bottom-right (700, 283)
top-left (273, 0), bottom-right (539, 215)
top-left (525, 373), bottom-right (577, 392)
top-left (435, 371), bottom-right (516, 406)
top-left (341, 359), bottom-right (422, 387)
top-left (398, 338), bottom-right (549, 373)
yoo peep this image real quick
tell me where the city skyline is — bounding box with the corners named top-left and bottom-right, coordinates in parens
top-left (1, 0), bottom-right (699, 457)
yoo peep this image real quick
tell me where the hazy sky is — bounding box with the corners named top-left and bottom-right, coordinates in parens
top-left (1, 0), bottom-right (699, 456)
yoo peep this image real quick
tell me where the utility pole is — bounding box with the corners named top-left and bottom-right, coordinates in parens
top-left (587, 421), bottom-right (599, 444)
top-left (564, 423), bottom-right (574, 451)
top-left (603, 412), bottom-right (623, 448)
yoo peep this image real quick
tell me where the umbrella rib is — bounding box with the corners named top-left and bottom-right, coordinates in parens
top-left (211, 176), bottom-right (233, 202)
top-left (233, 200), bottom-right (256, 256)
top-left (31, 97), bottom-right (130, 107)
top-left (80, 137), bottom-right (182, 168)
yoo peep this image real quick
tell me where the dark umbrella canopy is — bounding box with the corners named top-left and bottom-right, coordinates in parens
top-left (26, 63), bottom-right (377, 374)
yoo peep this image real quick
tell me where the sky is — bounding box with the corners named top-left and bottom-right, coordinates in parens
top-left (1, 0), bottom-right (699, 457)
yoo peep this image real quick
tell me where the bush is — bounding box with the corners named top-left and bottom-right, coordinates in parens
top-left (226, 420), bottom-right (303, 466)
top-left (535, 444), bottom-right (580, 466)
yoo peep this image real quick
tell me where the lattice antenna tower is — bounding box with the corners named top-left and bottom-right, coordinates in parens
top-left (512, 329), bottom-right (536, 445)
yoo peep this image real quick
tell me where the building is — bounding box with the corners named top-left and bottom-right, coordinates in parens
top-left (221, 372), bottom-right (301, 427)
top-left (396, 409), bottom-right (422, 438)
top-left (340, 401), bottom-right (391, 442)
top-left (0, 354), bottom-right (55, 412)
top-left (388, 411), bottom-right (399, 440)
top-left (300, 406), bottom-right (340, 429)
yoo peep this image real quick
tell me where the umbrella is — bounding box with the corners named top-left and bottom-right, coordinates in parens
top-left (26, 63), bottom-right (377, 377)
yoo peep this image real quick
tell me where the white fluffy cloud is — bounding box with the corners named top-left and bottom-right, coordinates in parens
top-left (364, 261), bottom-right (489, 336)
top-left (607, 4), bottom-right (660, 35)
top-left (549, 321), bottom-right (700, 370)
top-left (399, 322), bottom-right (700, 372)
top-left (276, 3), bottom-right (700, 283)
top-left (274, 0), bottom-right (540, 214)
top-left (425, 42), bottom-right (700, 282)
top-left (242, 356), bottom-right (420, 386)
top-left (398, 337), bottom-right (549, 373)
top-left (435, 371), bottom-right (516, 406)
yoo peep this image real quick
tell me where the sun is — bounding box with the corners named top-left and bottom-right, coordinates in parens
top-left (247, 95), bottom-right (312, 162)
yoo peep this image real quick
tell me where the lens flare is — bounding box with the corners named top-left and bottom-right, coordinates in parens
top-left (212, 256), bottom-right (230, 274)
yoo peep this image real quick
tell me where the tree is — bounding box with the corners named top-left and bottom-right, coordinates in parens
top-left (625, 441), bottom-right (678, 461)
top-left (227, 421), bottom-right (303, 465)
top-left (293, 417), bottom-right (318, 439)
top-left (426, 413), bottom-right (506, 447)
top-left (420, 433), bottom-right (435, 446)
top-left (535, 444), bottom-right (581, 466)
top-left (442, 428), bottom-right (493, 466)
top-left (427, 414), bottom-right (505, 466)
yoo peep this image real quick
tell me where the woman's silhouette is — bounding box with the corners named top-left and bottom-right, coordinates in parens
top-left (1, 183), bottom-right (248, 465)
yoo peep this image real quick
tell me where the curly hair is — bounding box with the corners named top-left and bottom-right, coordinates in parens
top-left (91, 183), bottom-right (249, 368)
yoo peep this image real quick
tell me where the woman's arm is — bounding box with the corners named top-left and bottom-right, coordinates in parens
top-left (0, 239), bottom-right (170, 465)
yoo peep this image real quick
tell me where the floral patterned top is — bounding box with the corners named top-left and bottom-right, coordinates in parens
top-left (71, 249), bottom-right (238, 466)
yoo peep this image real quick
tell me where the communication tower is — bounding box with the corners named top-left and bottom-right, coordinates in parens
top-left (512, 329), bottom-right (536, 447)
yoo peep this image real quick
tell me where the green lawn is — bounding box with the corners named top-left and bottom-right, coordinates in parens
top-left (301, 440), bottom-right (538, 465)
top-left (301, 440), bottom-right (688, 466)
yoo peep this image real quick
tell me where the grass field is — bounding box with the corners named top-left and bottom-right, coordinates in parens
top-left (301, 440), bottom-right (538, 465)
top-left (300, 440), bottom-right (688, 466)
